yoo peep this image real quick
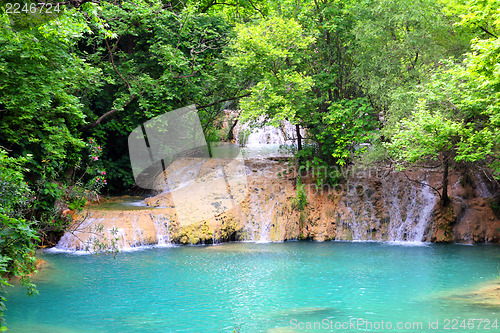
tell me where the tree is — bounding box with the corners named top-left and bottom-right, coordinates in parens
top-left (310, 98), bottom-right (377, 167)
top-left (444, 0), bottom-right (500, 178)
top-left (75, 0), bottom-right (238, 190)
top-left (195, 0), bottom-right (269, 21)
top-left (386, 102), bottom-right (464, 206)
top-left (0, 8), bottom-right (97, 178)
top-left (0, 5), bottom-right (110, 234)
top-left (388, 0), bottom-right (500, 190)
top-left (227, 16), bottom-right (315, 150)
top-left (0, 150), bottom-right (39, 329)
top-left (351, 0), bottom-right (470, 125)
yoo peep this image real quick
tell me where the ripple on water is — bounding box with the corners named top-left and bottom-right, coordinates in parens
top-left (6, 242), bottom-right (500, 332)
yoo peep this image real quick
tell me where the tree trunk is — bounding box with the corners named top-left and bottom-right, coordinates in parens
top-left (227, 118), bottom-right (239, 141)
top-left (296, 124), bottom-right (302, 151)
top-left (442, 155), bottom-right (450, 207)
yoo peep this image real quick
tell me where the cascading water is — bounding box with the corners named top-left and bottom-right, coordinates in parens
top-left (114, 228), bottom-right (130, 250)
top-left (152, 214), bottom-right (172, 246)
top-left (245, 191), bottom-right (278, 242)
top-left (234, 118), bottom-right (306, 151)
top-left (244, 124), bottom-right (290, 146)
top-left (337, 179), bottom-right (377, 240)
top-left (53, 120), bottom-right (466, 252)
top-left (383, 180), bottom-right (437, 242)
top-left (474, 174), bottom-right (494, 198)
top-left (56, 217), bottom-right (96, 251)
top-left (334, 173), bottom-right (438, 243)
top-left (53, 211), bottom-right (176, 252)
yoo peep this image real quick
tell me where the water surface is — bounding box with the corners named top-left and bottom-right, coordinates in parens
top-left (6, 242), bottom-right (500, 332)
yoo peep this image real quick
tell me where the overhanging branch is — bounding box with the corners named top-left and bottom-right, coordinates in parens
top-left (402, 170), bottom-right (442, 200)
top-left (197, 93), bottom-right (251, 110)
top-left (80, 92), bottom-right (142, 132)
top-left (479, 26), bottom-right (498, 38)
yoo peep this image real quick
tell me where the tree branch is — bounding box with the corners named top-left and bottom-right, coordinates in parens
top-left (247, 0), bottom-right (266, 18)
top-left (402, 170), bottom-right (442, 200)
top-left (197, 93), bottom-right (251, 109)
top-left (479, 26), bottom-right (498, 38)
top-left (173, 71), bottom-right (199, 79)
top-left (411, 51), bottom-right (418, 70)
top-left (105, 39), bottom-right (131, 91)
top-left (38, 0), bottom-right (101, 7)
top-left (80, 93), bottom-right (142, 132)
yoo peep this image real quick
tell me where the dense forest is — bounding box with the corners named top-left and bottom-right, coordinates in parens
top-left (0, 0), bottom-right (499, 326)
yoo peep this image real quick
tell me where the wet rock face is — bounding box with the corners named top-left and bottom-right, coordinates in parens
top-left (56, 159), bottom-right (500, 250)
top-left (437, 171), bottom-right (500, 243)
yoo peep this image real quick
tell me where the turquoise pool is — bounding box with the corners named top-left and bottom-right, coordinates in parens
top-left (5, 242), bottom-right (500, 332)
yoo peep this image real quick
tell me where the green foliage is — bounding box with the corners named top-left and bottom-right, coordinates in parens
top-left (386, 106), bottom-right (464, 165)
top-left (84, 223), bottom-right (120, 257)
top-left (383, 63), bottom-right (466, 205)
top-left (291, 177), bottom-right (308, 211)
top-left (237, 128), bottom-right (251, 147)
top-left (384, 0), bottom-right (500, 178)
top-left (312, 98), bottom-right (377, 166)
top-left (194, 0), bottom-right (269, 22)
top-left (227, 16), bottom-right (315, 125)
top-left (448, 0), bottom-right (500, 177)
top-left (305, 0), bottom-right (358, 103)
top-left (68, 198), bottom-right (87, 211)
top-left (297, 154), bottom-right (342, 187)
top-left (77, 0), bottom-right (235, 191)
top-left (0, 213), bottom-right (39, 329)
top-left (441, 0), bottom-right (500, 34)
top-left (29, 137), bottom-right (108, 240)
top-left (0, 150), bottom-right (33, 218)
top-left (0, 9), bottom-right (96, 177)
top-left (352, 0), bottom-right (467, 112)
top-left (0, 150), bottom-right (39, 329)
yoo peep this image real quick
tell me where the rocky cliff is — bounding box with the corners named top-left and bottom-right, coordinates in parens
top-left (55, 157), bottom-right (500, 251)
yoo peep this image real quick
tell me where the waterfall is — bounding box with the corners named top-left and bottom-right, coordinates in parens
top-left (245, 192), bottom-right (277, 242)
top-left (245, 126), bottom-right (288, 146)
top-left (411, 185), bottom-right (438, 240)
top-left (115, 228), bottom-right (130, 250)
top-left (339, 179), bottom-right (377, 240)
top-left (234, 119), bottom-right (305, 147)
top-left (334, 173), bottom-right (438, 243)
top-left (384, 181), bottom-right (437, 242)
top-left (382, 176), bottom-right (437, 242)
top-left (255, 200), bottom-right (277, 243)
top-left (52, 210), bottom-right (176, 252)
top-left (152, 214), bottom-right (172, 247)
top-left (473, 174), bottom-right (493, 198)
top-left (241, 179), bottom-right (285, 243)
top-left (54, 119), bottom-right (458, 251)
top-left (212, 225), bottom-right (219, 245)
top-left (55, 217), bottom-right (96, 252)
